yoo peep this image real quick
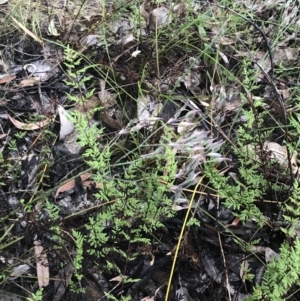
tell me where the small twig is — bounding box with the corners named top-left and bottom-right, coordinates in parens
top-left (218, 232), bottom-right (232, 301)
top-left (164, 175), bottom-right (205, 301)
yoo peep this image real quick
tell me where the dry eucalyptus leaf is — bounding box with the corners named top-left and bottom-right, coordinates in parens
top-left (246, 142), bottom-right (298, 174)
top-left (19, 78), bottom-right (40, 87)
top-left (0, 74), bottom-right (16, 84)
top-left (34, 238), bottom-right (49, 288)
top-left (273, 48), bottom-right (298, 65)
top-left (109, 275), bottom-right (125, 282)
top-left (55, 174), bottom-right (93, 199)
top-left (10, 264), bottom-right (30, 279)
top-left (8, 114), bottom-right (52, 130)
top-left (263, 142), bottom-right (298, 174)
top-left (55, 179), bottom-right (76, 200)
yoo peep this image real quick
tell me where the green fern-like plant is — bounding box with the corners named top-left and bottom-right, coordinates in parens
top-left (246, 239), bottom-right (300, 301)
top-left (62, 45), bottom-right (178, 283)
top-left (205, 162), bottom-right (265, 226)
top-left (26, 288), bottom-right (43, 301)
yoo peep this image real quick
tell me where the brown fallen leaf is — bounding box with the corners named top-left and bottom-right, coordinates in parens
top-left (34, 238), bottom-right (49, 288)
top-left (8, 114), bottom-right (52, 130)
top-left (80, 173), bottom-right (92, 182)
top-left (0, 74), bottom-right (16, 84)
top-left (19, 78), bottom-right (40, 87)
top-left (54, 179), bottom-right (76, 200)
top-left (55, 174), bottom-right (99, 199)
top-left (81, 173), bottom-right (103, 189)
top-left (110, 275), bottom-right (125, 282)
top-left (227, 217), bottom-right (240, 227)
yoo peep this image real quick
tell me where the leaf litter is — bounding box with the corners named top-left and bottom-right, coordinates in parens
top-left (0, 0), bottom-right (300, 300)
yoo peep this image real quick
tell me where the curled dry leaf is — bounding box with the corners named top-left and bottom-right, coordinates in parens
top-left (48, 19), bottom-right (60, 36)
top-left (24, 60), bottom-right (58, 82)
top-left (109, 275), bottom-right (125, 282)
top-left (57, 105), bottom-right (75, 140)
top-left (8, 114), bottom-right (52, 130)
